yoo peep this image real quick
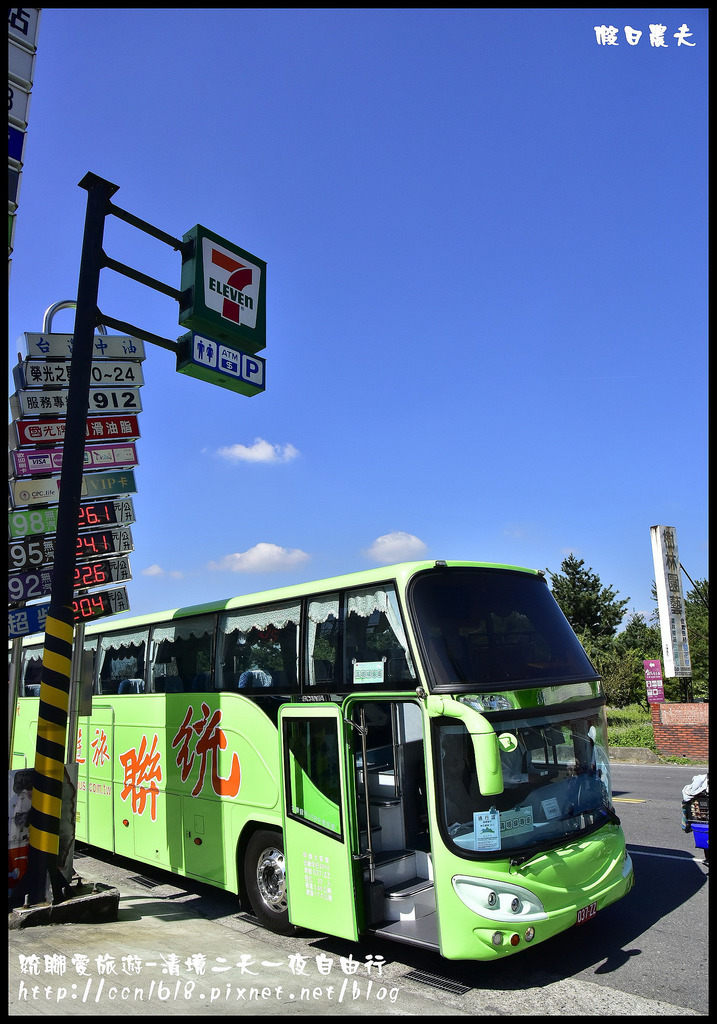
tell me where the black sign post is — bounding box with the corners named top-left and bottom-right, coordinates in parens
top-left (20, 174), bottom-right (119, 906)
top-left (11, 171), bottom-right (264, 918)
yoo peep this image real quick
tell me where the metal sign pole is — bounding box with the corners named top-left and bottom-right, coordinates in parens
top-left (22, 174), bottom-right (119, 906)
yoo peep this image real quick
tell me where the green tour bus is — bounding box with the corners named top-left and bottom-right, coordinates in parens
top-left (11, 560), bottom-right (634, 960)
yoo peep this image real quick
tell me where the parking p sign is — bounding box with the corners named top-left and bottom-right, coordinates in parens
top-left (179, 225), bottom-right (266, 353)
top-left (176, 332), bottom-right (265, 397)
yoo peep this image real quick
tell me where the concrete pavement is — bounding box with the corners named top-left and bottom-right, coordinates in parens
top-left (8, 843), bottom-right (705, 1018)
top-left (9, 874), bottom-right (409, 1017)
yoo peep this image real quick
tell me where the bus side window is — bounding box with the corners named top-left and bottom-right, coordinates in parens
top-left (344, 586), bottom-right (415, 687)
top-left (306, 595), bottom-right (341, 688)
top-left (21, 648), bottom-right (43, 697)
top-left (216, 602), bottom-right (300, 694)
top-left (98, 628), bottom-right (149, 695)
top-left (150, 615), bottom-right (215, 693)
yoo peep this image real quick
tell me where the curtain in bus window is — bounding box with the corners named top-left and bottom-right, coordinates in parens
top-left (345, 586), bottom-right (415, 684)
top-left (307, 596), bottom-right (340, 687)
top-left (150, 615), bottom-right (215, 693)
top-left (21, 647), bottom-right (43, 697)
top-left (98, 628), bottom-right (148, 695)
top-left (217, 602), bottom-right (300, 693)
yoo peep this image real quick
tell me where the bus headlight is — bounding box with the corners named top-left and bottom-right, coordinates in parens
top-left (452, 876), bottom-right (547, 922)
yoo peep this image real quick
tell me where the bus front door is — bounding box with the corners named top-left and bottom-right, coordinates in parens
top-left (278, 704), bottom-right (360, 942)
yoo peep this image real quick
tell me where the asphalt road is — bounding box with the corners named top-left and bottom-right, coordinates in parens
top-left (8, 762), bottom-right (708, 1016)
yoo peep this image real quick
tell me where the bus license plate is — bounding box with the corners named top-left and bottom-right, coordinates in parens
top-left (576, 902), bottom-right (598, 925)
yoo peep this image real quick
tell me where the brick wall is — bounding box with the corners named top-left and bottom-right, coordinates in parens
top-left (650, 702), bottom-right (709, 761)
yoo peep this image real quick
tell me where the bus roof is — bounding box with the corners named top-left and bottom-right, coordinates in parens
top-left (13, 559), bottom-right (541, 645)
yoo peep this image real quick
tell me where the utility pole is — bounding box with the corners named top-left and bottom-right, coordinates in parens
top-left (22, 174), bottom-right (119, 904)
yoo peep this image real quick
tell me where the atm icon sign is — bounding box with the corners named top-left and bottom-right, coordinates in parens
top-left (195, 335), bottom-right (264, 383)
top-left (177, 332), bottom-right (265, 397)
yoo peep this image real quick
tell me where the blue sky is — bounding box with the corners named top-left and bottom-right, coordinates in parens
top-left (9, 8), bottom-right (708, 626)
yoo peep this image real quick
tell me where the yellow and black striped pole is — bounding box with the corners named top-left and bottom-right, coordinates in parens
top-left (26, 611), bottom-right (74, 887)
top-left (22, 175), bottom-right (119, 905)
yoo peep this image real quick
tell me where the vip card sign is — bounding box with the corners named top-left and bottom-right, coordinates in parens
top-left (178, 225), bottom-right (266, 353)
top-left (9, 469), bottom-right (137, 508)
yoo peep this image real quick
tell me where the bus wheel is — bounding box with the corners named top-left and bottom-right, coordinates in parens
top-left (243, 829), bottom-right (296, 935)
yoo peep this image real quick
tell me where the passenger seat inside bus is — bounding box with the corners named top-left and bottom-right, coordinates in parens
top-left (155, 675), bottom-right (183, 693)
top-left (191, 673), bottom-right (212, 691)
top-left (237, 668), bottom-right (273, 688)
top-left (118, 678), bottom-right (145, 694)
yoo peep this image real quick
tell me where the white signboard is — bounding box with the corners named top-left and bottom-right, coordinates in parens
top-left (11, 387), bottom-right (143, 419)
top-left (15, 358), bottom-right (144, 389)
top-left (22, 332), bottom-right (146, 360)
top-left (11, 441), bottom-right (138, 477)
top-left (472, 808), bottom-right (501, 852)
top-left (8, 79), bottom-right (32, 129)
top-left (650, 525), bottom-right (692, 678)
top-left (8, 40), bottom-right (35, 86)
top-left (8, 8), bottom-right (42, 50)
top-left (9, 469), bottom-right (137, 509)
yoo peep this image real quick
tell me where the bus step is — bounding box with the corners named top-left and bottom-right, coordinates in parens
top-left (382, 877), bottom-right (435, 922)
top-left (369, 849), bottom-right (416, 887)
top-left (370, 913), bottom-right (439, 950)
top-left (358, 825), bottom-right (383, 852)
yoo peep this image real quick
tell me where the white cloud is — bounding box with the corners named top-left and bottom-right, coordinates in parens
top-left (208, 542), bottom-right (310, 573)
top-left (364, 531), bottom-right (428, 565)
top-left (215, 438), bottom-right (299, 464)
top-left (141, 564), bottom-right (183, 579)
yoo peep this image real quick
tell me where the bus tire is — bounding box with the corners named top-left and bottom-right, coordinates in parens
top-left (243, 829), bottom-right (296, 935)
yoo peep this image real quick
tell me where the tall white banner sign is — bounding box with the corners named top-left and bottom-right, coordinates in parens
top-left (650, 525), bottom-right (692, 678)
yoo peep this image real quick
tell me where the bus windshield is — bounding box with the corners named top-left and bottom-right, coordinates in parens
top-left (434, 703), bottom-right (613, 861)
top-left (409, 567), bottom-right (596, 688)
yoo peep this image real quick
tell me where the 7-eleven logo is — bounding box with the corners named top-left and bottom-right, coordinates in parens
top-left (203, 238), bottom-right (260, 329)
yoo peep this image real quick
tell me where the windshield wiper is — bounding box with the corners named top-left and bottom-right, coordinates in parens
top-left (509, 834), bottom-right (567, 867)
top-left (509, 808), bottom-right (618, 868)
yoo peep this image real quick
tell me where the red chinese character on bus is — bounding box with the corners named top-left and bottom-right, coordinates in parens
top-left (76, 727), bottom-right (86, 765)
top-left (119, 733), bottom-right (162, 820)
top-left (91, 728), bottom-right (110, 767)
top-left (171, 704), bottom-right (241, 798)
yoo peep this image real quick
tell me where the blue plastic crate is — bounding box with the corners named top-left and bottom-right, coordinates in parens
top-left (691, 822), bottom-right (709, 850)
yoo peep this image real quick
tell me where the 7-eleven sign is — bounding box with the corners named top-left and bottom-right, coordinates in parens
top-left (179, 225), bottom-right (266, 353)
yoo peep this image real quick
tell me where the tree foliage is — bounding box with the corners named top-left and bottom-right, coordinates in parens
top-left (547, 557), bottom-right (708, 707)
top-left (547, 555), bottom-right (629, 643)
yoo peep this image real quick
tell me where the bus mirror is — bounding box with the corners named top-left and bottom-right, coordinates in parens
top-left (426, 695), bottom-right (504, 797)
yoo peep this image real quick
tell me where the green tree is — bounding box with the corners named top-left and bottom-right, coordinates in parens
top-left (684, 579), bottom-right (709, 701)
top-left (547, 555), bottom-right (630, 644)
top-left (611, 612), bottom-right (663, 708)
top-left (649, 577), bottom-right (709, 702)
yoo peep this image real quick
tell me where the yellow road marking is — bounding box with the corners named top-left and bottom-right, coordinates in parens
top-left (613, 797), bottom-right (646, 803)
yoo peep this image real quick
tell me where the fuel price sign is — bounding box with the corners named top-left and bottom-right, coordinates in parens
top-left (9, 556), bottom-right (132, 605)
